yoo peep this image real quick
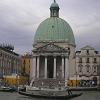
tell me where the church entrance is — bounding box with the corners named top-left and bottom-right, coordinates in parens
top-left (47, 56), bottom-right (54, 78)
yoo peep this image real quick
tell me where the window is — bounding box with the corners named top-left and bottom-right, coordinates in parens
top-left (86, 50), bottom-right (89, 55)
top-left (29, 65), bottom-right (30, 73)
top-left (23, 60), bottom-right (26, 64)
top-left (94, 58), bottom-right (97, 63)
top-left (86, 58), bottom-right (89, 63)
top-left (54, 11), bottom-right (56, 16)
top-left (95, 51), bottom-right (98, 54)
top-left (53, 10), bottom-right (57, 17)
top-left (86, 65), bottom-right (90, 72)
top-left (93, 65), bottom-right (97, 73)
top-left (22, 60), bottom-right (26, 74)
top-left (79, 58), bottom-right (82, 63)
top-left (78, 64), bottom-right (83, 72)
top-left (0, 52), bottom-right (2, 56)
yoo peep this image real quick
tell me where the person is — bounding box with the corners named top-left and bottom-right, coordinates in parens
top-left (68, 88), bottom-right (72, 95)
top-left (65, 86), bottom-right (72, 95)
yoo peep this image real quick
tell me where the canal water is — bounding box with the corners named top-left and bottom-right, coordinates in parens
top-left (0, 91), bottom-right (100, 100)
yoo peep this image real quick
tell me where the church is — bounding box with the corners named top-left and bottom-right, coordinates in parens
top-left (30, 0), bottom-right (76, 89)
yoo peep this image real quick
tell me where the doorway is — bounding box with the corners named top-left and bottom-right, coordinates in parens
top-left (47, 56), bottom-right (54, 78)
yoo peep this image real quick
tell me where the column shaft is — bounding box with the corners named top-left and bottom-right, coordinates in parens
top-left (65, 57), bottom-right (69, 86)
top-left (45, 56), bottom-right (47, 78)
top-left (62, 57), bottom-right (64, 78)
top-left (53, 57), bottom-right (56, 78)
top-left (31, 57), bottom-right (36, 80)
top-left (37, 56), bottom-right (39, 78)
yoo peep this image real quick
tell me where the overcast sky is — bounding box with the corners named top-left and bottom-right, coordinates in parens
top-left (0, 0), bottom-right (100, 54)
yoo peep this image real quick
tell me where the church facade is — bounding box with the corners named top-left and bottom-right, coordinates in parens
top-left (30, 0), bottom-right (76, 89)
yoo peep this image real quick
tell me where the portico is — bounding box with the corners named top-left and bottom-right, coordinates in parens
top-left (31, 43), bottom-right (70, 88)
top-left (33, 55), bottom-right (69, 79)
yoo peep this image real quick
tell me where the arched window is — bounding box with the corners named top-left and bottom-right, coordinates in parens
top-left (86, 50), bottom-right (89, 55)
top-left (93, 58), bottom-right (97, 63)
top-left (78, 64), bottom-right (83, 72)
top-left (93, 65), bottom-right (97, 73)
top-left (86, 58), bottom-right (89, 63)
top-left (86, 65), bottom-right (90, 72)
top-left (0, 52), bottom-right (2, 56)
top-left (79, 58), bottom-right (82, 63)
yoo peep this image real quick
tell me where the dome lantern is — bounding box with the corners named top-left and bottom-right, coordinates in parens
top-left (50, 0), bottom-right (59, 17)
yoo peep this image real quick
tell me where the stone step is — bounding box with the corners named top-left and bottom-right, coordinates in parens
top-left (33, 78), bottom-right (65, 88)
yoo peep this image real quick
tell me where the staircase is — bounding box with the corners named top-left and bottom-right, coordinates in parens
top-left (33, 78), bottom-right (65, 89)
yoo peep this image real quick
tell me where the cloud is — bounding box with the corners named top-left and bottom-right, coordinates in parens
top-left (0, 0), bottom-right (100, 54)
top-left (59, 0), bottom-right (100, 51)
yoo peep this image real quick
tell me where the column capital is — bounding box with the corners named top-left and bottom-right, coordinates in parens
top-left (36, 55), bottom-right (40, 57)
top-left (53, 55), bottom-right (57, 58)
top-left (44, 55), bottom-right (48, 57)
top-left (32, 55), bottom-right (36, 58)
top-left (61, 55), bottom-right (64, 58)
top-left (65, 55), bottom-right (69, 58)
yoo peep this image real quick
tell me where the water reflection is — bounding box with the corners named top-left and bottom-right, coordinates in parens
top-left (0, 91), bottom-right (100, 100)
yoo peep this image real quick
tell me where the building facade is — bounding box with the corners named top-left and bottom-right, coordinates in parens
top-left (75, 45), bottom-right (100, 86)
top-left (0, 44), bottom-right (21, 78)
top-left (31, 0), bottom-right (76, 89)
top-left (21, 53), bottom-right (33, 79)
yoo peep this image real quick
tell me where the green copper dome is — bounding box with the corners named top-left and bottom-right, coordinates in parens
top-left (34, 17), bottom-right (75, 45)
top-left (34, 0), bottom-right (75, 46)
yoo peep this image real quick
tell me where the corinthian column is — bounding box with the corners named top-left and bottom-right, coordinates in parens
top-left (31, 56), bottom-right (36, 80)
top-left (37, 56), bottom-right (40, 78)
top-left (45, 56), bottom-right (47, 78)
top-left (62, 56), bottom-right (64, 78)
top-left (65, 56), bottom-right (69, 86)
top-left (53, 56), bottom-right (56, 78)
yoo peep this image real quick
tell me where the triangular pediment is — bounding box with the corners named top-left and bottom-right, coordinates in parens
top-left (33, 43), bottom-right (68, 53)
top-left (81, 45), bottom-right (95, 50)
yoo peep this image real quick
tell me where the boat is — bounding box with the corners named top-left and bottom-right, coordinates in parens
top-left (18, 89), bottom-right (82, 99)
top-left (18, 85), bottom-right (26, 92)
top-left (0, 86), bottom-right (15, 92)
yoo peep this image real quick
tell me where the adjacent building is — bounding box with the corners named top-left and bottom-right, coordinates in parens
top-left (0, 44), bottom-right (23, 86)
top-left (0, 44), bottom-right (21, 77)
top-left (75, 45), bottom-right (100, 86)
top-left (21, 53), bottom-right (33, 80)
